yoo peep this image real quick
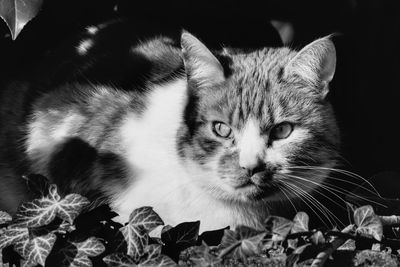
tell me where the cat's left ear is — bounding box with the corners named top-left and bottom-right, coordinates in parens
top-left (285, 36), bottom-right (336, 98)
top-left (181, 31), bottom-right (225, 87)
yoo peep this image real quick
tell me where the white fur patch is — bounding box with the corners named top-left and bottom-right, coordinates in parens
top-left (238, 119), bottom-right (265, 169)
top-left (114, 79), bottom-right (263, 232)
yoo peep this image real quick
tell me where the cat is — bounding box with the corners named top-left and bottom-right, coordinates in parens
top-left (0, 21), bottom-right (339, 232)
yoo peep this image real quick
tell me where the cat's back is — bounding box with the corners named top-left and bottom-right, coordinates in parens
top-left (0, 20), bottom-right (185, 210)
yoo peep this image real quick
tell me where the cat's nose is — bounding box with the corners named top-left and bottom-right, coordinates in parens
top-left (240, 159), bottom-right (266, 177)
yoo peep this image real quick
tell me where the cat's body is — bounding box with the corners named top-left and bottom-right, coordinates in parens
top-left (0, 21), bottom-right (340, 232)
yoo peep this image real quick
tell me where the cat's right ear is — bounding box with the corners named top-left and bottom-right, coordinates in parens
top-left (181, 31), bottom-right (225, 87)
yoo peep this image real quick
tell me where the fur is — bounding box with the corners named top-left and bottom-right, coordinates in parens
top-left (0, 22), bottom-right (340, 232)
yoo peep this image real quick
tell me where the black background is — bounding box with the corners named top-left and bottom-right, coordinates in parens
top-left (1, 0), bottom-right (399, 196)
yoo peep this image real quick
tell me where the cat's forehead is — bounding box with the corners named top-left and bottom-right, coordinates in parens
top-left (227, 47), bottom-right (296, 84)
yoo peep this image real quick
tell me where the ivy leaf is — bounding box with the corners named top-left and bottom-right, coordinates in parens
top-left (161, 221), bottom-right (200, 262)
top-left (291, 212), bottom-right (309, 233)
top-left (337, 239), bottom-right (356, 251)
top-left (0, 211), bottom-right (12, 225)
top-left (310, 231), bottom-right (325, 246)
top-left (120, 207), bottom-right (164, 260)
top-left (198, 226), bottom-right (229, 246)
top-left (219, 226), bottom-right (266, 262)
top-left (103, 253), bottom-right (136, 267)
top-left (354, 205), bottom-right (383, 241)
top-left (139, 255), bottom-right (177, 267)
top-left (69, 237), bottom-right (105, 267)
top-left (21, 233), bottom-right (57, 266)
top-left (14, 184), bottom-right (89, 228)
top-left (0, 225), bottom-right (29, 249)
top-left (265, 216), bottom-right (293, 241)
top-left (140, 244), bottom-right (162, 263)
top-left (0, 0), bottom-right (43, 40)
top-left (186, 241), bottom-right (222, 267)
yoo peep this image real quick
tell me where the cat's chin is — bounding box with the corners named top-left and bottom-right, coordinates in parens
top-left (225, 181), bottom-right (279, 203)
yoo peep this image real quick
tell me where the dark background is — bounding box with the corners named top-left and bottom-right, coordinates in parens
top-left (1, 0), bottom-right (399, 197)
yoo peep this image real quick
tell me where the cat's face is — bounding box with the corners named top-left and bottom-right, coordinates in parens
top-left (178, 32), bottom-right (340, 203)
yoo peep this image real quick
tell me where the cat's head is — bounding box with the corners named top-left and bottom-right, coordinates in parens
top-left (177, 32), bottom-right (340, 204)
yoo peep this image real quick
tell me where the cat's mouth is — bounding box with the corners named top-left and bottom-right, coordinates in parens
top-left (233, 172), bottom-right (279, 200)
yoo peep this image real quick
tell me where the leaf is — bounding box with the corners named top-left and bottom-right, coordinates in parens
top-left (120, 207), bottom-right (164, 260)
top-left (337, 239), bottom-right (356, 251)
top-left (354, 205), bottom-right (383, 241)
top-left (74, 237), bottom-right (105, 257)
top-left (103, 253), bottom-right (136, 267)
top-left (198, 226), bottom-right (229, 246)
top-left (265, 216), bottom-right (293, 241)
top-left (21, 233), bottom-right (57, 266)
top-left (0, 211), bottom-right (12, 225)
top-left (140, 244), bottom-right (162, 264)
top-left (291, 212), bottom-right (309, 233)
top-left (310, 231), bottom-right (325, 246)
top-left (14, 184), bottom-right (89, 227)
top-left (0, 0), bottom-right (43, 40)
top-left (0, 225), bottom-right (29, 249)
top-left (185, 241), bottom-right (222, 267)
top-left (219, 226), bottom-right (266, 262)
top-left (161, 221), bottom-right (200, 262)
top-left (128, 206), bottom-right (164, 232)
top-left (69, 237), bottom-right (105, 267)
top-left (139, 255), bottom-right (177, 267)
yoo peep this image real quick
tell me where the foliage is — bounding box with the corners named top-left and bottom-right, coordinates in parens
top-left (0, 0), bottom-right (44, 40)
top-left (1, 175), bottom-right (400, 266)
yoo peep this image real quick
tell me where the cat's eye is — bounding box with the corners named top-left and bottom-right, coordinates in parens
top-left (212, 122), bottom-right (232, 138)
top-left (270, 122), bottom-right (294, 140)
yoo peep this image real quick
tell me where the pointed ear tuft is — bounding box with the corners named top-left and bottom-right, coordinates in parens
top-left (181, 31), bottom-right (225, 87)
top-left (285, 36), bottom-right (336, 97)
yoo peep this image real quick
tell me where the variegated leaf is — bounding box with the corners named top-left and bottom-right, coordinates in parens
top-left (128, 207), bottom-right (164, 232)
top-left (103, 253), bottom-right (136, 267)
top-left (219, 226), bottom-right (266, 262)
top-left (57, 193), bottom-right (90, 224)
top-left (14, 238), bottom-right (30, 258)
top-left (139, 244), bottom-right (162, 265)
top-left (354, 205), bottom-right (383, 241)
top-left (23, 233), bottom-right (57, 266)
top-left (0, 211), bottom-right (12, 224)
top-left (0, 225), bottom-right (29, 249)
top-left (185, 241), bottom-right (222, 267)
top-left (73, 237), bottom-right (105, 257)
top-left (291, 212), bottom-right (309, 233)
top-left (139, 255), bottom-right (177, 267)
top-left (121, 207), bottom-right (164, 259)
top-left (14, 185), bottom-right (89, 227)
top-left (120, 222), bottom-right (148, 261)
top-left (265, 216), bottom-right (293, 241)
top-left (0, 0), bottom-right (43, 40)
top-left (68, 237), bottom-right (105, 267)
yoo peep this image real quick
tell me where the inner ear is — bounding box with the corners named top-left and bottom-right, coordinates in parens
top-left (181, 31), bottom-right (225, 87)
top-left (285, 36), bottom-right (336, 95)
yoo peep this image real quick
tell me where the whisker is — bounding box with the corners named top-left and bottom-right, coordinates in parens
top-left (282, 175), bottom-right (346, 211)
top-left (283, 172), bottom-right (386, 208)
top-left (275, 182), bottom-right (298, 214)
top-left (282, 180), bottom-right (345, 227)
top-left (286, 166), bottom-right (382, 197)
top-left (280, 181), bottom-right (333, 228)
